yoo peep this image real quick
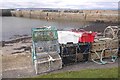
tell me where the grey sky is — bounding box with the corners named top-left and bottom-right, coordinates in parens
top-left (0, 0), bottom-right (119, 9)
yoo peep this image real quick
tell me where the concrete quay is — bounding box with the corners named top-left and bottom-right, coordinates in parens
top-left (11, 10), bottom-right (118, 22)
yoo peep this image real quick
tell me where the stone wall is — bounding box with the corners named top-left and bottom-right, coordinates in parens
top-left (11, 10), bottom-right (118, 22)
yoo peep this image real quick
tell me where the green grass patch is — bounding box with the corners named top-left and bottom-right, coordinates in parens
top-left (35, 67), bottom-right (118, 78)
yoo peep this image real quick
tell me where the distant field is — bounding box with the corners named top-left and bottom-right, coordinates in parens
top-left (34, 67), bottom-right (118, 78)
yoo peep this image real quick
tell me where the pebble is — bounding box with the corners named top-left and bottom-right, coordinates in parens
top-left (18, 74), bottom-right (20, 77)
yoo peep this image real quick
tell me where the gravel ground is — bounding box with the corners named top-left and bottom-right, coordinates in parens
top-left (2, 52), bottom-right (118, 78)
top-left (2, 61), bottom-right (118, 78)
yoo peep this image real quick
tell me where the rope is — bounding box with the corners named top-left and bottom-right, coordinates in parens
top-left (92, 49), bottom-right (107, 65)
top-left (77, 43), bottom-right (90, 54)
top-left (91, 48), bottom-right (118, 65)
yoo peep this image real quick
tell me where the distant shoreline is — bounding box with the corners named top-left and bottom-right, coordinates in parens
top-left (0, 9), bottom-right (15, 16)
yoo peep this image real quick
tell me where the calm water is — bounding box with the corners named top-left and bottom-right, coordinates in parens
top-left (2, 17), bottom-right (91, 41)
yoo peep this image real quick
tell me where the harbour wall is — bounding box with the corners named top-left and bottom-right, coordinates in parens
top-left (1, 9), bottom-right (14, 16)
top-left (11, 10), bottom-right (118, 22)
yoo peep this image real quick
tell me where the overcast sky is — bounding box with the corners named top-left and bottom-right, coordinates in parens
top-left (0, 0), bottom-right (120, 9)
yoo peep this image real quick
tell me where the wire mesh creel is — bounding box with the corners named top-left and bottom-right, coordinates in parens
top-left (103, 26), bottom-right (119, 39)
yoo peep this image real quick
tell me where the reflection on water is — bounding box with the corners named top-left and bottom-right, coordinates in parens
top-left (2, 17), bottom-right (90, 41)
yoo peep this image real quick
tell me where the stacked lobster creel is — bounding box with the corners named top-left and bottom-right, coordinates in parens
top-left (58, 31), bottom-right (80, 65)
top-left (58, 30), bottom-right (96, 65)
top-left (34, 41), bottom-right (62, 74)
top-left (31, 27), bottom-right (62, 74)
top-left (103, 26), bottom-right (119, 62)
top-left (118, 28), bottom-right (120, 57)
top-left (60, 43), bottom-right (78, 65)
top-left (91, 26), bottom-right (119, 64)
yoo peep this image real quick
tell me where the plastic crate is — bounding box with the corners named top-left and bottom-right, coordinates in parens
top-left (79, 32), bottom-right (96, 43)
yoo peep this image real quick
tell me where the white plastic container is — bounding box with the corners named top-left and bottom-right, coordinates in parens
top-left (57, 31), bottom-right (82, 44)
